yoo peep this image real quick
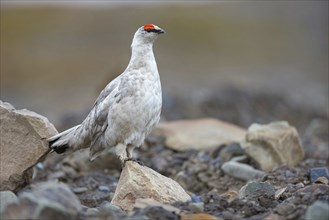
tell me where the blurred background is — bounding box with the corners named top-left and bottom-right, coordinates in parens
top-left (1, 0), bottom-right (328, 132)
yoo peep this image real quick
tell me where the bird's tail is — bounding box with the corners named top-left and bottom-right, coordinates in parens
top-left (48, 125), bottom-right (81, 154)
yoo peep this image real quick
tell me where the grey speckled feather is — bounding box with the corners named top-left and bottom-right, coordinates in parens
top-left (48, 24), bottom-right (165, 162)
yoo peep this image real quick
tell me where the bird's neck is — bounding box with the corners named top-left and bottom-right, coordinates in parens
top-left (128, 40), bottom-right (156, 70)
top-left (130, 44), bottom-right (154, 63)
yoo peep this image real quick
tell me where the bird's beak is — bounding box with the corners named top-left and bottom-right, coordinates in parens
top-left (158, 28), bottom-right (166, 34)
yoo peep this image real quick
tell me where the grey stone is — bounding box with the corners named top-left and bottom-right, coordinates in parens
top-left (222, 161), bottom-right (266, 181)
top-left (98, 185), bottom-right (110, 192)
top-left (188, 202), bottom-right (204, 213)
top-left (305, 201), bottom-right (329, 220)
top-left (275, 201), bottom-right (296, 216)
top-left (239, 182), bottom-right (275, 201)
top-left (0, 191), bottom-right (18, 213)
top-left (0, 101), bottom-right (57, 191)
top-left (1, 182), bottom-right (81, 220)
top-left (73, 187), bottom-right (89, 194)
top-left (100, 201), bottom-right (125, 215)
top-left (310, 167), bottom-right (329, 183)
top-left (220, 143), bottom-right (245, 161)
top-left (241, 121), bottom-right (304, 171)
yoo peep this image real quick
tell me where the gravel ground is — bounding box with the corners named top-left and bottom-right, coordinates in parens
top-left (30, 87), bottom-right (328, 220)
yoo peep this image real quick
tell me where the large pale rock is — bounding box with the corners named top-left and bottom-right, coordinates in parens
top-left (0, 101), bottom-right (57, 191)
top-left (111, 161), bottom-right (191, 211)
top-left (152, 118), bottom-right (247, 151)
top-left (241, 121), bottom-right (304, 172)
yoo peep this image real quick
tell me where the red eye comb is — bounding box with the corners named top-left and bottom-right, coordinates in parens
top-left (144, 24), bottom-right (155, 30)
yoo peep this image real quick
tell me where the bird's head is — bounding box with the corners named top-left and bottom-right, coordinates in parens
top-left (132, 24), bottom-right (165, 47)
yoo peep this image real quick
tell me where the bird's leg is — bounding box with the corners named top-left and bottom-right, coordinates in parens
top-left (124, 145), bottom-right (144, 166)
top-left (126, 144), bottom-right (135, 160)
top-left (115, 143), bottom-right (128, 167)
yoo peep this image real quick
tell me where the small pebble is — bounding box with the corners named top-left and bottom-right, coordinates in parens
top-left (35, 162), bottom-right (44, 170)
top-left (314, 176), bottom-right (329, 185)
top-left (309, 167), bottom-right (329, 183)
top-left (86, 207), bottom-right (99, 216)
top-left (73, 187), bottom-right (88, 194)
top-left (98, 185), bottom-right (110, 192)
top-left (191, 194), bottom-right (203, 203)
top-left (188, 202), bottom-right (204, 213)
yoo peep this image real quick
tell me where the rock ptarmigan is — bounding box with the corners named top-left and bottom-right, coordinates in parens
top-left (48, 24), bottom-right (165, 163)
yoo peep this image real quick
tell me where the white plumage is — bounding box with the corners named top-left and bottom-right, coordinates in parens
top-left (49, 24), bottom-right (165, 162)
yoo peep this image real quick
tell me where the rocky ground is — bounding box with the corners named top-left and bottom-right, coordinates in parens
top-left (1, 87), bottom-right (328, 220)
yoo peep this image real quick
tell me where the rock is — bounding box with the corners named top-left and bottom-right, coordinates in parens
top-left (72, 187), bottom-right (89, 194)
top-left (98, 185), bottom-right (110, 192)
top-left (222, 161), bottom-right (266, 181)
top-left (0, 101), bottom-right (57, 191)
top-left (315, 176), bottom-right (329, 185)
top-left (305, 200), bottom-right (329, 220)
top-left (188, 202), bottom-right (204, 213)
top-left (220, 191), bottom-right (238, 203)
top-left (134, 198), bottom-right (181, 214)
top-left (295, 184), bottom-right (329, 195)
top-left (152, 118), bottom-right (247, 151)
top-left (87, 201), bottom-right (126, 219)
top-left (100, 201), bottom-right (125, 216)
top-left (239, 182), bottom-right (275, 201)
top-left (275, 187), bottom-right (287, 200)
top-left (241, 121), bottom-right (304, 171)
top-left (264, 213), bottom-right (285, 220)
top-left (0, 191), bottom-right (18, 213)
top-left (219, 143), bottom-right (245, 161)
top-left (1, 182), bottom-right (81, 220)
top-left (111, 161), bottom-right (191, 211)
top-left (191, 194), bottom-right (203, 203)
top-left (309, 167), bottom-right (329, 183)
top-left (275, 201), bottom-right (296, 216)
top-left (133, 206), bottom-right (180, 220)
top-left (181, 213), bottom-right (220, 220)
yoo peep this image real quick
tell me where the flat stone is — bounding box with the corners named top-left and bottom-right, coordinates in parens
top-left (222, 161), bottom-right (266, 181)
top-left (295, 184), bottom-right (329, 195)
top-left (111, 161), bottom-right (191, 212)
top-left (305, 200), bottom-right (329, 220)
top-left (152, 118), bottom-right (247, 151)
top-left (241, 121), bottom-right (304, 171)
top-left (0, 101), bottom-right (57, 191)
top-left (309, 167), bottom-right (329, 183)
top-left (134, 198), bottom-right (181, 214)
top-left (239, 182), bottom-right (275, 201)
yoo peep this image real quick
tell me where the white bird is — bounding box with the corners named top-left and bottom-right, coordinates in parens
top-left (48, 24), bottom-right (165, 163)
